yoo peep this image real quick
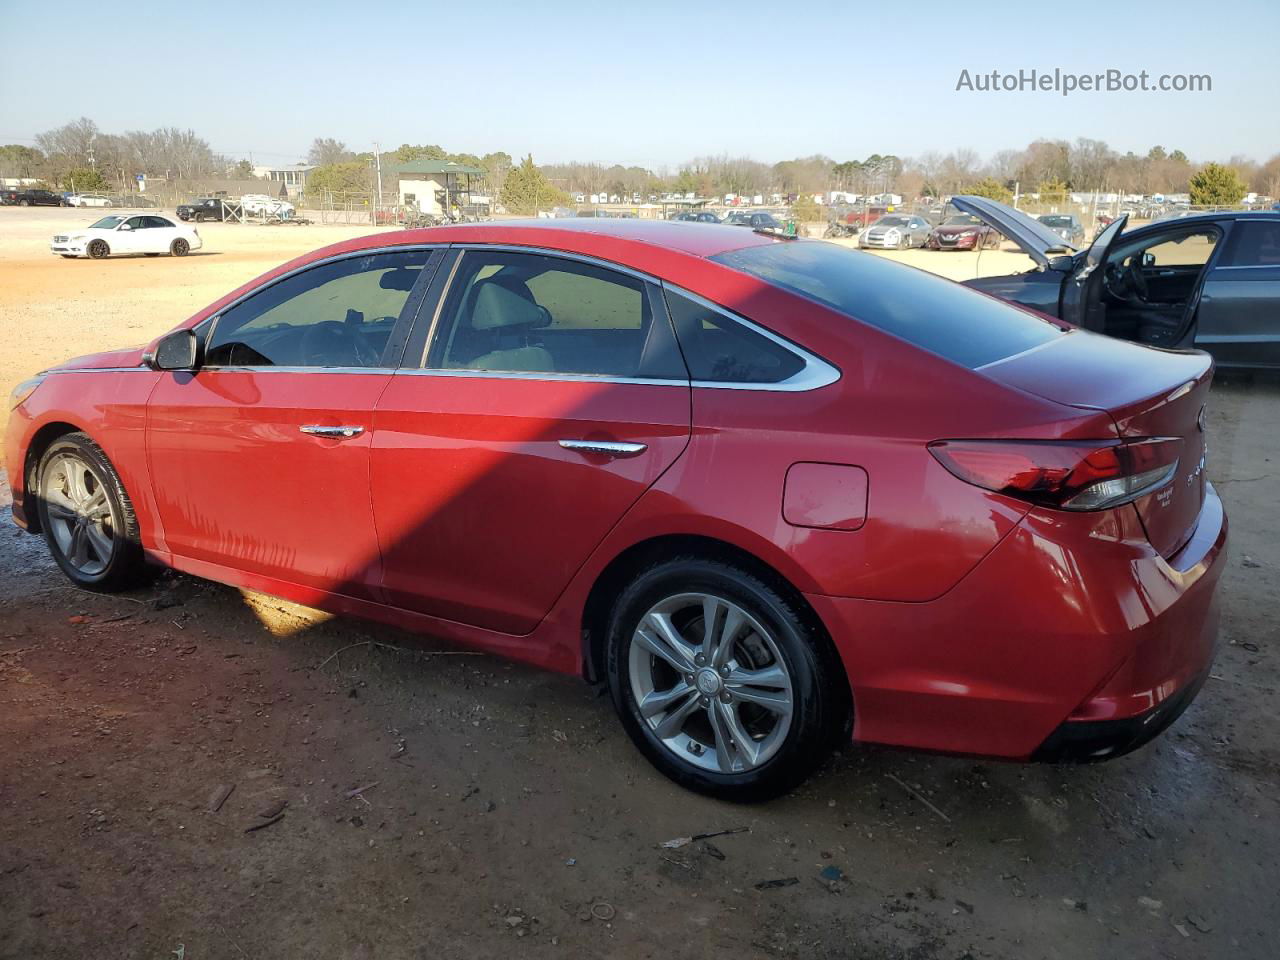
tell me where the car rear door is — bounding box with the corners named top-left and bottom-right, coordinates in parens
top-left (1195, 219), bottom-right (1280, 367)
top-left (146, 247), bottom-right (442, 601)
top-left (369, 247), bottom-right (692, 635)
top-left (145, 216), bottom-right (179, 253)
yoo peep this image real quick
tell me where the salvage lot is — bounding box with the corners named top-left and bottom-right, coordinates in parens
top-left (1, 206), bottom-right (1278, 959)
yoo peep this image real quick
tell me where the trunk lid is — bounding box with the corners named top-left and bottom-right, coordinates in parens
top-left (981, 329), bottom-right (1212, 558)
top-left (950, 195), bottom-right (1080, 268)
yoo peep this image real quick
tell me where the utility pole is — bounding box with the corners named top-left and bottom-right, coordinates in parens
top-left (374, 141), bottom-right (383, 208)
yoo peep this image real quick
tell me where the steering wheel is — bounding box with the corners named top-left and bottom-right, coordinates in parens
top-left (1104, 256), bottom-right (1149, 304)
top-left (301, 321), bottom-right (379, 367)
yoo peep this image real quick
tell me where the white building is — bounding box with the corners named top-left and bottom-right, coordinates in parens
top-left (390, 159), bottom-right (487, 216)
top-left (251, 163), bottom-right (316, 199)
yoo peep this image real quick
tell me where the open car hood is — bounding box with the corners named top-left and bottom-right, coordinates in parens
top-left (950, 195), bottom-right (1080, 268)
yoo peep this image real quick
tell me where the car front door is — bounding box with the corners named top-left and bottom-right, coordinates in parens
top-left (145, 247), bottom-right (442, 601)
top-left (1060, 215), bottom-right (1127, 332)
top-left (114, 216), bottom-right (148, 254)
top-left (1195, 219), bottom-right (1280, 367)
top-left (369, 247), bottom-right (692, 635)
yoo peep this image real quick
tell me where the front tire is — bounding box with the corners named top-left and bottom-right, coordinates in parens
top-left (35, 433), bottom-right (150, 592)
top-left (170, 238), bottom-right (189, 257)
top-left (606, 556), bottom-right (847, 801)
top-left (87, 239), bottom-right (109, 259)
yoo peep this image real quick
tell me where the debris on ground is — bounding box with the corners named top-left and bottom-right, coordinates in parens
top-left (257, 798), bottom-right (288, 819)
top-left (820, 865), bottom-right (845, 882)
top-left (1187, 914), bottom-right (1213, 933)
top-left (345, 781), bottom-right (379, 799)
top-left (590, 902), bottom-right (615, 921)
top-left (206, 783), bottom-right (235, 813)
top-left (1137, 896), bottom-right (1163, 912)
top-left (755, 877), bottom-right (800, 890)
top-left (245, 812), bottom-right (285, 833)
top-left (885, 773), bottom-right (952, 823)
top-left (660, 826), bottom-right (749, 849)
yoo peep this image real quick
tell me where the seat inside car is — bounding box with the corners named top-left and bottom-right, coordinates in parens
top-left (462, 277), bottom-right (555, 371)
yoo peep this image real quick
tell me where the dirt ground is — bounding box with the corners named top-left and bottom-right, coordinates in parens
top-left (1, 206), bottom-right (1277, 959)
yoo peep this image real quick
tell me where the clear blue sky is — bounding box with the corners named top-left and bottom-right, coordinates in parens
top-left (1, 0), bottom-right (1275, 167)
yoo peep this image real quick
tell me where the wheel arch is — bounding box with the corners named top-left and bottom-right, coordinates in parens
top-left (580, 533), bottom-right (849, 713)
top-left (21, 420), bottom-right (89, 534)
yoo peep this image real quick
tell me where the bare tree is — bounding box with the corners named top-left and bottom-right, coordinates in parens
top-left (308, 138), bottom-right (353, 166)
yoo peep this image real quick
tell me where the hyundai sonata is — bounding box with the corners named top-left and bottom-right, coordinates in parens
top-left (5, 219), bottom-right (1226, 800)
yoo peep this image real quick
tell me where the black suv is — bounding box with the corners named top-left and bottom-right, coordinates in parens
top-left (2, 188), bottom-right (69, 207)
top-left (176, 197), bottom-right (235, 222)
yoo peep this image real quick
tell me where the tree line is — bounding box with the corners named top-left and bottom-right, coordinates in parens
top-left (6, 119), bottom-right (1277, 207)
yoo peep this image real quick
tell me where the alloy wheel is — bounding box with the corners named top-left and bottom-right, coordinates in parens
top-left (628, 592), bottom-right (794, 774)
top-left (43, 453), bottom-right (117, 576)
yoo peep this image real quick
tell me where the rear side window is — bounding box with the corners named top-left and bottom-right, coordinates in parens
top-left (664, 289), bottom-right (803, 383)
top-left (1224, 220), bottom-right (1280, 267)
top-left (712, 241), bottom-right (1063, 369)
top-left (427, 250), bottom-right (685, 379)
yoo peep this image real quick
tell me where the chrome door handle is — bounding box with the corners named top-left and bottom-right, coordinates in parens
top-left (300, 425), bottom-right (364, 439)
top-left (559, 439), bottom-right (647, 458)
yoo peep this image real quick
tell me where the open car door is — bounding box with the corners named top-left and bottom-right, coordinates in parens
top-left (1060, 215), bottom-right (1127, 332)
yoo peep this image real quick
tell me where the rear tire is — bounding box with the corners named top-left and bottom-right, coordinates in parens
top-left (170, 238), bottom-right (189, 257)
top-left (87, 239), bottom-right (109, 259)
top-left (35, 433), bottom-right (152, 592)
top-left (606, 556), bottom-right (847, 801)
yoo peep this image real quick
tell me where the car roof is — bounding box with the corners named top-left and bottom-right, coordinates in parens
top-left (399, 218), bottom-right (782, 259)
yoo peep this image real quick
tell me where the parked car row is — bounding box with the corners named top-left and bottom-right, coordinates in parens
top-left (1, 188), bottom-right (159, 208)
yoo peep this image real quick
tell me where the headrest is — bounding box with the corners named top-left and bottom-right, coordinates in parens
top-left (471, 280), bottom-right (546, 331)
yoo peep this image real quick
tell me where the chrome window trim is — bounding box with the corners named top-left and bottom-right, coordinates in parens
top-left (203, 242), bottom-right (446, 328)
top-left (1211, 263), bottom-right (1280, 272)
top-left (449, 243), bottom-right (656, 284)
top-left (660, 282), bottom-right (841, 392)
top-left (416, 251), bottom-right (464, 368)
top-left (196, 243), bottom-right (446, 372)
top-left (45, 366), bottom-right (150, 375)
top-left (406, 246), bottom-right (840, 393)
top-left (195, 365), bottom-right (395, 375)
top-left (392, 368), bottom-right (688, 387)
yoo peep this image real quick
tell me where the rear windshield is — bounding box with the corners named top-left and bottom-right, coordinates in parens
top-left (711, 240), bottom-right (1063, 369)
top-left (1039, 215), bottom-right (1072, 227)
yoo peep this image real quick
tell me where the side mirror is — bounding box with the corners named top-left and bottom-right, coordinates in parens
top-left (1142, 252), bottom-right (1156, 267)
top-left (119, 223), bottom-right (133, 231)
top-left (148, 329), bottom-right (199, 371)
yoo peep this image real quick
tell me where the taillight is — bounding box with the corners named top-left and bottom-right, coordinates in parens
top-left (928, 438), bottom-right (1180, 511)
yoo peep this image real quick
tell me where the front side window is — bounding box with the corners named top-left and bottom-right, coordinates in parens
top-left (205, 250), bottom-right (429, 368)
top-left (427, 250), bottom-right (684, 379)
top-left (125, 217), bottom-right (147, 230)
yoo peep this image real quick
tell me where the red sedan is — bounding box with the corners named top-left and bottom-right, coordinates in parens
top-left (4, 220), bottom-right (1226, 800)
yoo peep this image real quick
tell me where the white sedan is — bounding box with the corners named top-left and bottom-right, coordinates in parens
top-left (50, 214), bottom-right (203, 259)
top-left (67, 193), bottom-right (111, 207)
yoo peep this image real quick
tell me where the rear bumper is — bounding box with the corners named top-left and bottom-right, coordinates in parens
top-left (807, 484), bottom-right (1227, 760)
top-left (1031, 666), bottom-right (1209, 762)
